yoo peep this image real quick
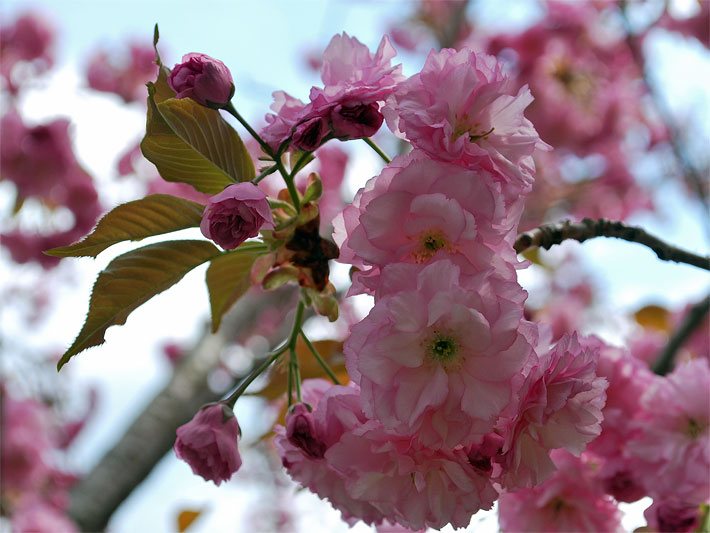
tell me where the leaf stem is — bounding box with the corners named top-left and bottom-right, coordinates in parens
top-left (287, 300), bottom-right (306, 405)
top-left (299, 328), bottom-right (341, 385)
top-left (363, 137), bottom-right (391, 164)
top-left (253, 164), bottom-right (278, 184)
top-left (224, 102), bottom-right (301, 211)
top-left (224, 342), bottom-right (289, 407)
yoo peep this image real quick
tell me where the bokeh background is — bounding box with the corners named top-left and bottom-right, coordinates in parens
top-left (1, 0), bottom-right (708, 531)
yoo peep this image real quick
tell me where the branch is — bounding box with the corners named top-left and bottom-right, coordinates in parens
top-left (652, 295), bottom-right (710, 376)
top-left (67, 288), bottom-right (296, 532)
top-left (514, 218), bottom-right (710, 271)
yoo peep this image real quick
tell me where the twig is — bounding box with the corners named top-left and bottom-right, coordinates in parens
top-left (652, 295), bottom-right (710, 375)
top-left (514, 218), bottom-right (710, 271)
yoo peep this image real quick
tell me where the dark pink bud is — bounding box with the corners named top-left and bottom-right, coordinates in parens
top-left (169, 53), bottom-right (234, 108)
top-left (286, 403), bottom-right (325, 458)
top-left (174, 403), bottom-right (241, 485)
top-left (292, 115), bottom-right (330, 152)
top-left (200, 182), bottom-right (274, 250)
top-left (331, 102), bottom-right (383, 140)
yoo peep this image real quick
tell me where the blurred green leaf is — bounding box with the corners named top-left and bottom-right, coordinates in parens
top-left (205, 246), bottom-right (265, 332)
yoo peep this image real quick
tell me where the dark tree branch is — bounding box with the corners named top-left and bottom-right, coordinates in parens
top-left (653, 295), bottom-right (710, 376)
top-left (515, 218), bottom-right (710, 271)
top-left (67, 288), bottom-right (295, 532)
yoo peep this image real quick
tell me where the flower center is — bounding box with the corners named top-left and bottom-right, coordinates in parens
top-left (411, 229), bottom-right (451, 263)
top-left (425, 331), bottom-right (459, 366)
top-left (548, 497), bottom-right (568, 515)
top-left (550, 60), bottom-right (594, 104)
top-left (452, 115), bottom-right (494, 143)
top-left (686, 418), bottom-right (703, 439)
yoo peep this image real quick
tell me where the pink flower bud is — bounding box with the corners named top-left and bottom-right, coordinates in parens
top-left (286, 403), bottom-right (325, 458)
top-left (331, 102), bottom-right (383, 140)
top-left (174, 403), bottom-right (242, 485)
top-left (200, 182), bottom-right (273, 250)
top-left (292, 114), bottom-right (330, 152)
top-left (168, 52), bottom-right (234, 108)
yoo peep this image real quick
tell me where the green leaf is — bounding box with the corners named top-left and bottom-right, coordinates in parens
top-left (58, 240), bottom-right (220, 370)
top-left (46, 194), bottom-right (204, 258)
top-left (141, 92), bottom-right (255, 194)
top-left (205, 246), bottom-right (265, 332)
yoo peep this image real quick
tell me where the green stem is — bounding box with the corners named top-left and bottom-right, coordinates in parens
top-left (224, 102), bottom-right (272, 157)
top-left (291, 151), bottom-right (314, 178)
top-left (287, 300), bottom-right (306, 405)
top-left (299, 328), bottom-right (341, 385)
top-left (363, 137), bottom-right (391, 164)
top-left (224, 343), bottom-right (289, 407)
top-left (224, 102), bottom-right (301, 211)
top-left (253, 164), bottom-right (278, 184)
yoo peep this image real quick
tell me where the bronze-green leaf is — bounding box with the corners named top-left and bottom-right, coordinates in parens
top-left (58, 240), bottom-right (220, 370)
top-left (46, 194), bottom-right (205, 258)
top-left (205, 245), bottom-right (265, 332)
top-left (141, 93), bottom-right (255, 194)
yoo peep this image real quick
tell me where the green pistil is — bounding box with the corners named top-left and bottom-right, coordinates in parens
top-left (427, 333), bottom-right (458, 364)
top-left (412, 230), bottom-right (450, 263)
top-left (687, 418), bottom-right (703, 439)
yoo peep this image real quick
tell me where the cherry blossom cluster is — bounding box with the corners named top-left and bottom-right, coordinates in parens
top-left (263, 35), bottom-right (612, 530)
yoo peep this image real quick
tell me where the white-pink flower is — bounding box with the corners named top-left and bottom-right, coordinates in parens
top-left (327, 421), bottom-right (498, 531)
top-left (498, 451), bottom-right (623, 533)
top-left (312, 32), bottom-right (404, 106)
top-left (344, 260), bottom-right (531, 449)
top-left (386, 47), bottom-right (549, 193)
top-left (333, 152), bottom-right (520, 296)
top-left (498, 333), bottom-right (607, 489)
top-left (629, 358), bottom-right (710, 504)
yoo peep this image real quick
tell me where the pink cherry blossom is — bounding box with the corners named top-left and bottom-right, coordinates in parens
top-left (261, 91), bottom-right (309, 152)
top-left (86, 42), bottom-right (157, 103)
top-left (581, 337), bottom-right (653, 502)
top-left (200, 182), bottom-right (274, 250)
top-left (11, 498), bottom-right (78, 533)
top-left (344, 260), bottom-right (531, 448)
top-left (498, 333), bottom-right (607, 489)
top-left (497, 450), bottom-right (622, 533)
top-left (1, 395), bottom-right (53, 494)
top-left (629, 358), bottom-right (710, 503)
top-left (326, 421), bottom-right (498, 531)
top-left (174, 403), bottom-right (242, 485)
top-left (643, 498), bottom-right (703, 533)
top-left (312, 32), bottom-right (404, 106)
top-left (169, 53), bottom-right (234, 108)
top-left (261, 33), bottom-right (403, 152)
top-left (386, 47), bottom-right (548, 190)
top-left (334, 153), bottom-right (521, 296)
top-left (275, 382), bottom-right (386, 526)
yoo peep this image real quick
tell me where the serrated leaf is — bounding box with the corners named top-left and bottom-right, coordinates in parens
top-left (206, 246), bottom-right (265, 332)
top-left (46, 195), bottom-right (204, 258)
top-left (58, 240), bottom-right (220, 370)
top-left (141, 94), bottom-right (255, 194)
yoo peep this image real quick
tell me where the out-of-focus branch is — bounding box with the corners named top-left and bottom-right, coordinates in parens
top-left (652, 295), bottom-right (710, 376)
top-left (620, 2), bottom-right (709, 202)
top-left (67, 288), bottom-right (295, 532)
top-left (514, 218), bottom-right (710, 271)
